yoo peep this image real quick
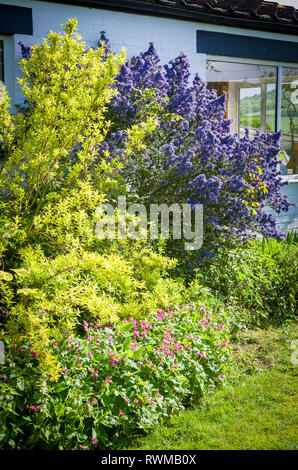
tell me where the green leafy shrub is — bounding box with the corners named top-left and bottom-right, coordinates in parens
top-left (0, 303), bottom-right (230, 449)
top-left (195, 237), bottom-right (298, 325)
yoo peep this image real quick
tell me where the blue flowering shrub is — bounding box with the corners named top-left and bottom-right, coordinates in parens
top-left (95, 36), bottom-right (292, 274)
top-left (0, 303), bottom-right (230, 449)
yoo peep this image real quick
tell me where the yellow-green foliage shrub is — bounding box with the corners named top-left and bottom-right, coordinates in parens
top-left (0, 20), bottom-right (184, 380)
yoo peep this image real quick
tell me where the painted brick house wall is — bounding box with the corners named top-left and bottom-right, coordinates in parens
top-left (0, 0), bottom-right (298, 233)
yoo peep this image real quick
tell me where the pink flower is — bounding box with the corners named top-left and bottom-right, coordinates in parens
top-left (124, 397), bottom-right (130, 403)
top-left (104, 376), bottom-right (113, 384)
top-left (91, 437), bottom-right (98, 446)
top-left (62, 368), bottom-right (67, 374)
top-left (83, 321), bottom-right (88, 331)
top-left (92, 398), bottom-right (98, 404)
top-left (96, 339), bottom-right (101, 344)
top-left (138, 361), bottom-right (143, 365)
top-left (119, 410), bottom-right (125, 416)
top-left (87, 336), bottom-right (94, 342)
top-left (87, 351), bottom-right (92, 357)
top-left (108, 336), bottom-right (113, 343)
top-left (216, 344), bottom-right (221, 348)
top-left (130, 342), bottom-right (138, 350)
top-left (141, 332), bottom-right (147, 338)
top-left (18, 348), bottom-right (23, 354)
top-left (222, 339), bottom-right (228, 347)
top-left (134, 331), bottom-right (140, 337)
top-left (134, 398), bottom-right (141, 404)
top-left (109, 357), bottom-right (120, 365)
top-left (93, 373), bottom-right (98, 378)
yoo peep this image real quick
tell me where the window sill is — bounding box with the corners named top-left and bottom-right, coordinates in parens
top-left (281, 175), bottom-right (298, 184)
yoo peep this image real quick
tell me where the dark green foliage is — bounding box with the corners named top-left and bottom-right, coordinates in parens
top-left (195, 236), bottom-right (298, 325)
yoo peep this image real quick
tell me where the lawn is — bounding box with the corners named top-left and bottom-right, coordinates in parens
top-left (125, 324), bottom-right (298, 450)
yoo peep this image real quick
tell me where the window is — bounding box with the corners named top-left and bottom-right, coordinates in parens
top-left (0, 35), bottom-right (14, 103)
top-left (281, 67), bottom-right (298, 174)
top-left (206, 60), bottom-right (298, 174)
top-left (0, 40), bottom-right (4, 84)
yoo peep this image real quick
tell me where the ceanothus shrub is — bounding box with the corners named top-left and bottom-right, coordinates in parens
top-left (99, 34), bottom-right (292, 271)
top-left (19, 35), bottom-right (293, 273)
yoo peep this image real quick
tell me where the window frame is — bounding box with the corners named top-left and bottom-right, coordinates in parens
top-left (0, 34), bottom-right (15, 103)
top-left (206, 55), bottom-right (298, 176)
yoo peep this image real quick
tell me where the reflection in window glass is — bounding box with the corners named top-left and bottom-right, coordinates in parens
top-left (206, 61), bottom-right (277, 136)
top-left (0, 40), bottom-right (3, 84)
top-left (281, 67), bottom-right (298, 174)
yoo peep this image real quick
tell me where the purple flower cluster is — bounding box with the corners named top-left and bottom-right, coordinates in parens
top-left (97, 38), bottom-right (292, 258)
top-left (18, 41), bottom-right (32, 61)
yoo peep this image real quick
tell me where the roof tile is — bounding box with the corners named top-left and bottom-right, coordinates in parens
top-left (132, 0), bottom-right (298, 26)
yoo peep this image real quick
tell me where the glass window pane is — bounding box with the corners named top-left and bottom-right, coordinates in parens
top-left (281, 67), bottom-right (298, 174)
top-left (0, 40), bottom-right (3, 84)
top-left (206, 61), bottom-right (277, 136)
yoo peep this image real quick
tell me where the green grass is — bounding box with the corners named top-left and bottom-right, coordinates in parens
top-left (123, 324), bottom-right (298, 450)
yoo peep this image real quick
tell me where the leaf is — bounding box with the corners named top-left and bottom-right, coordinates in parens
top-left (17, 288), bottom-right (44, 298)
top-left (134, 346), bottom-right (144, 361)
top-left (54, 382), bottom-right (70, 393)
top-left (178, 376), bottom-right (188, 382)
top-left (0, 271), bottom-right (13, 281)
top-left (11, 268), bottom-right (30, 278)
top-left (123, 338), bottom-right (133, 352)
top-left (8, 439), bottom-right (15, 448)
top-left (117, 322), bottom-right (134, 333)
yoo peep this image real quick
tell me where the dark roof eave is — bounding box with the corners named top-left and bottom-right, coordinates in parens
top-left (38, 0), bottom-right (298, 36)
